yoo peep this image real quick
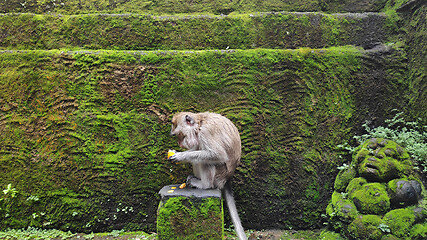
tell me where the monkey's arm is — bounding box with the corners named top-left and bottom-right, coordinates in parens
top-left (169, 149), bottom-right (225, 164)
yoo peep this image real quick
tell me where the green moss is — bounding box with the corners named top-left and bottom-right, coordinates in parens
top-left (0, 227), bottom-right (78, 239)
top-left (320, 14), bottom-right (349, 47)
top-left (349, 182), bottom-right (390, 215)
top-left (381, 234), bottom-right (400, 240)
top-left (410, 222), bottom-right (427, 240)
top-left (319, 230), bottom-right (345, 239)
top-left (334, 165), bottom-right (357, 192)
top-left (401, 3), bottom-right (427, 124)
top-left (355, 138), bottom-right (413, 181)
top-left (279, 229), bottom-right (324, 239)
top-left (329, 191), bottom-right (359, 222)
top-left (383, 208), bottom-right (416, 238)
top-left (157, 196), bottom-right (223, 240)
top-left (0, 0), bottom-right (386, 15)
top-left (348, 215), bottom-right (384, 240)
top-left (0, 12), bottom-right (387, 50)
top-left (346, 177), bottom-right (368, 195)
top-left (387, 177), bottom-right (409, 194)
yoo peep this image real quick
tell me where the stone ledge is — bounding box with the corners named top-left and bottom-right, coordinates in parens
top-left (159, 184), bottom-right (222, 199)
top-left (0, 12), bottom-right (388, 50)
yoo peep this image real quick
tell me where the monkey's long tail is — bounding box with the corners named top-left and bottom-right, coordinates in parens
top-left (223, 181), bottom-right (247, 240)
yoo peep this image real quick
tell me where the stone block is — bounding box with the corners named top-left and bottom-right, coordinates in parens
top-left (157, 185), bottom-right (224, 240)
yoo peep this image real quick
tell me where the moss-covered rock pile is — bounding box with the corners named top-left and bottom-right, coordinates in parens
top-left (0, 0), bottom-right (425, 235)
top-left (327, 138), bottom-right (426, 239)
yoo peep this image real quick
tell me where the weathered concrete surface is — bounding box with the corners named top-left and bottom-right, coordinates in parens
top-left (159, 185), bottom-right (222, 199)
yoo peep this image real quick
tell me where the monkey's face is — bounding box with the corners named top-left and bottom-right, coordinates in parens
top-left (170, 113), bottom-right (199, 150)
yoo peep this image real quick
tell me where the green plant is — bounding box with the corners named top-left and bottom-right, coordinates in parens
top-left (358, 112), bottom-right (426, 172)
top-left (339, 112), bottom-right (426, 172)
top-left (378, 223), bottom-right (391, 233)
top-left (337, 163), bottom-right (350, 170)
top-left (85, 232), bottom-right (95, 239)
top-left (3, 184), bottom-right (18, 198)
top-left (109, 229), bottom-right (125, 237)
top-left (26, 195), bottom-right (40, 202)
top-left (0, 184), bottom-right (19, 218)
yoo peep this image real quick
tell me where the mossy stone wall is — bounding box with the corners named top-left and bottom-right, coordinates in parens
top-left (0, 46), bottom-right (411, 231)
top-left (0, 0), bottom-right (387, 15)
top-left (398, 2), bottom-right (427, 122)
top-left (0, 0), bottom-right (425, 234)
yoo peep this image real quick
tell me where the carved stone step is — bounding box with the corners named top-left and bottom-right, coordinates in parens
top-left (0, 12), bottom-right (387, 50)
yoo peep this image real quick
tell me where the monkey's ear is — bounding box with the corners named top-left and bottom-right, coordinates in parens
top-left (185, 115), bottom-right (195, 126)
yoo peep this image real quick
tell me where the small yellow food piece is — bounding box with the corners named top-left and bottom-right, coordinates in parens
top-left (168, 190), bottom-right (174, 193)
top-left (167, 150), bottom-right (176, 159)
top-left (179, 183), bottom-right (186, 189)
top-left (171, 187), bottom-right (176, 189)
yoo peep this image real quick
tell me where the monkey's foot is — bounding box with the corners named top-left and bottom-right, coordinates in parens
top-left (186, 175), bottom-right (200, 188)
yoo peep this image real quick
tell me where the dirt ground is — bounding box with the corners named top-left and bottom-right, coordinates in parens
top-left (0, 228), bottom-right (326, 240)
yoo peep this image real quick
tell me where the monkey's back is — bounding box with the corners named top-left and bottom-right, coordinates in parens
top-left (198, 112), bottom-right (241, 179)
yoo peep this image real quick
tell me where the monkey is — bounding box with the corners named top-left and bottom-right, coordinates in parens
top-left (169, 112), bottom-right (247, 240)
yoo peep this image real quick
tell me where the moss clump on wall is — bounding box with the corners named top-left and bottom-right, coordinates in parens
top-left (157, 196), bottom-right (223, 240)
top-left (0, 12), bottom-right (387, 51)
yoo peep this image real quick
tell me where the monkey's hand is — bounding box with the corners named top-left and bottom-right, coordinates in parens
top-left (169, 152), bottom-right (184, 163)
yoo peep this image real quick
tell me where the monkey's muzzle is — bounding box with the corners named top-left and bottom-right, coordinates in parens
top-left (171, 133), bottom-right (185, 149)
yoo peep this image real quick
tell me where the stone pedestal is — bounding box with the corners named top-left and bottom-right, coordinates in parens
top-left (157, 184), bottom-right (224, 240)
